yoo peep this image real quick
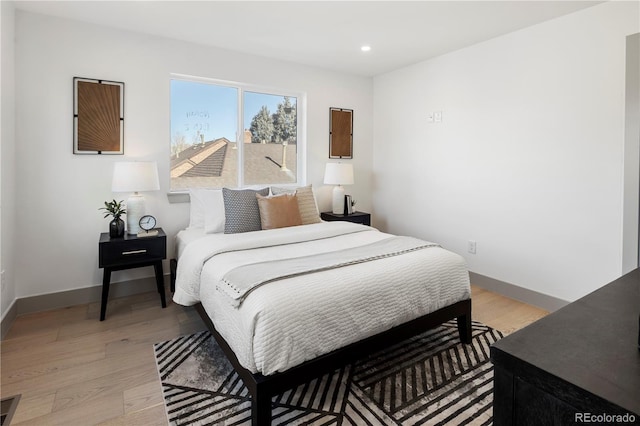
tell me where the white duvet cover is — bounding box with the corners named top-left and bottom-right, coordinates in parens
top-left (173, 222), bottom-right (470, 375)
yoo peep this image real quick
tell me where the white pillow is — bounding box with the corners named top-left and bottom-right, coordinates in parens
top-left (188, 189), bottom-right (225, 233)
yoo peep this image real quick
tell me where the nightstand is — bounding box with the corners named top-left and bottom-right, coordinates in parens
top-left (321, 211), bottom-right (371, 226)
top-left (98, 228), bottom-right (167, 321)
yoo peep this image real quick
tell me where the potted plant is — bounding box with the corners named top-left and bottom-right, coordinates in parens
top-left (100, 199), bottom-right (126, 238)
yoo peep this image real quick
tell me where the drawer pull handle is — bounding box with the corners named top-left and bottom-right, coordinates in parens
top-left (122, 249), bottom-right (147, 255)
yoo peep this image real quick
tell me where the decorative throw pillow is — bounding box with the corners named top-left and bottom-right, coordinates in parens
top-left (222, 188), bottom-right (269, 234)
top-left (189, 188), bottom-right (224, 230)
top-left (256, 193), bottom-right (302, 230)
top-left (271, 184), bottom-right (321, 225)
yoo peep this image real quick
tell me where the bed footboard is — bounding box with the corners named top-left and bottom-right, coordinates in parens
top-left (194, 298), bottom-right (472, 426)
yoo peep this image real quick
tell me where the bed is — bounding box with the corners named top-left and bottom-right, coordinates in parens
top-left (171, 187), bottom-right (472, 425)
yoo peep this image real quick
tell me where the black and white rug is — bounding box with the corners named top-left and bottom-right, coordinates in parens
top-left (154, 320), bottom-right (503, 425)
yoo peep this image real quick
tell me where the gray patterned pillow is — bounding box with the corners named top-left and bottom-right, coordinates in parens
top-left (222, 188), bottom-right (269, 234)
top-left (271, 184), bottom-right (321, 225)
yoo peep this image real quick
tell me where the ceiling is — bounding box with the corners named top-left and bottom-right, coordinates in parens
top-left (13, 1), bottom-right (604, 77)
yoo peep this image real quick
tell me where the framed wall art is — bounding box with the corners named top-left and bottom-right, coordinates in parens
top-left (73, 77), bottom-right (124, 154)
top-left (329, 107), bottom-right (353, 159)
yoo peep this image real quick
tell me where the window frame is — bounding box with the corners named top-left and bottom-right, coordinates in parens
top-left (169, 73), bottom-right (307, 192)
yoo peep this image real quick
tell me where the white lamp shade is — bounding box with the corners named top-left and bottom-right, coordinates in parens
top-left (112, 161), bottom-right (160, 193)
top-left (324, 163), bottom-right (354, 185)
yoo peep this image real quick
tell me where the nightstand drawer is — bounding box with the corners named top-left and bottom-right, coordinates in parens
top-left (99, 236), bottom-right (165, 268)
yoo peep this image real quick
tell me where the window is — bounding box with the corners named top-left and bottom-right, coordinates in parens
top-left (170, 77), bottom-right (304, 191)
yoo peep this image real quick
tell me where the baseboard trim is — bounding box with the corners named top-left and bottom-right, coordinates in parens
top-left (469, 271), bottom-right (569, 312)
top-left (1, 299), bottom-right (17, 340)
top-left (1, 275), bottom-right (170, 339)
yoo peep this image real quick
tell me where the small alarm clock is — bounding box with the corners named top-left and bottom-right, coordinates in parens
top-left (137, 215), bottom-right (158, 237)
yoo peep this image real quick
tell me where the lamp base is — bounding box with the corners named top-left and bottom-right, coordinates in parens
top-left (126, 193), bottom-right (145, 235)
top-left (332, 186), bottom-right (345, 214)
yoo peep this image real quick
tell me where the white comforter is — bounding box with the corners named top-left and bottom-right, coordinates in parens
top-left (173, 222), bottom-right (470, 375)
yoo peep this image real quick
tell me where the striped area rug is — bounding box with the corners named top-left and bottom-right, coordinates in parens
top-left (154, 320), bottom-right (503, 425)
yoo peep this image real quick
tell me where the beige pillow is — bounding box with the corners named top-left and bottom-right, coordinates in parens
top-left (271, 185), bottom-right (321, 225)
top-left (256, 193), bottom-right (302, 230)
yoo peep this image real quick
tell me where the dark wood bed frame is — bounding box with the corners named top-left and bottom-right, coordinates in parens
top-left (170, 259), bottom-right (472, 425)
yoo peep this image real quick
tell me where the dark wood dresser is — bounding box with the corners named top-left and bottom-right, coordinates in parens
top-left (491, 269), bottom-right (640, 425)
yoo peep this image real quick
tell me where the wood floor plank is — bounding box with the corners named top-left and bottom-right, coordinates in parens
top-left (2, 335), bottom-right (106, 374)
top-left (470, 284), bottom-right (548, 335)
top-left (2, 348), bottom-right (106, 388)
top-left (96, 404), bottom-right (168, 426)
top-left (123, 381), bottom-right (164, 414)
top-left (51, 365), bottom-right (156, 412)
top-left (2, 342), bottom-right (153, 398)
top-left (0, 329), bottom-right (59, 354)
top-left (57, 302), bottom-right (178, 341)
top-left (1, 284), bottom-right (548, 425)
top-left (3, 304), bottom-right (86, 340)
top-left (13, 391), bottom-right (124, 426)
top-left (8, 392), bottom-right (56, 424)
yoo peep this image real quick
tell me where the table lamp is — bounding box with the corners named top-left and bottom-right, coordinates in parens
top-left (324, 163), bottom-right (354, 214)
top-left (112, 161), bottom-right (160, 234)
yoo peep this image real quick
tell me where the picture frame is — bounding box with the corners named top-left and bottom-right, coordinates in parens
top-left (329, 107), bottom-right (353, 159)
top-left (73, 77), bottom-right (124, 154)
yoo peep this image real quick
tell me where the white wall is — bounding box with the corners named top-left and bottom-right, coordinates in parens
top-left (373, 1), bottom-right (640, 302)
top-left (14, 11), bottom-right (373, 299)
top-left (1, 0), bottom-right (16, 320)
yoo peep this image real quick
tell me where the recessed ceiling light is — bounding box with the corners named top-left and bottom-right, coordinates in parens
top-left (361, 45), bottom-right (371, 52)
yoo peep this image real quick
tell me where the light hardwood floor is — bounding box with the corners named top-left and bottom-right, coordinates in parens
top-left (1, 284), bottom-right (548, 425)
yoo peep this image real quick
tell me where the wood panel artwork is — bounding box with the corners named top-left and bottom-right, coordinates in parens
top-left (329, 108), bottom-right (353, 158)
top-left (73, 77), bottom-right (124, 154)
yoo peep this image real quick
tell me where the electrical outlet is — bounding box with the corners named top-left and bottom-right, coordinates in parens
top-left (434, 111), bottom-right (443, 122)
top-left (468, 240), bottom-right (477, 254)
top-left (1, 270), bottom-right (5, 293)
